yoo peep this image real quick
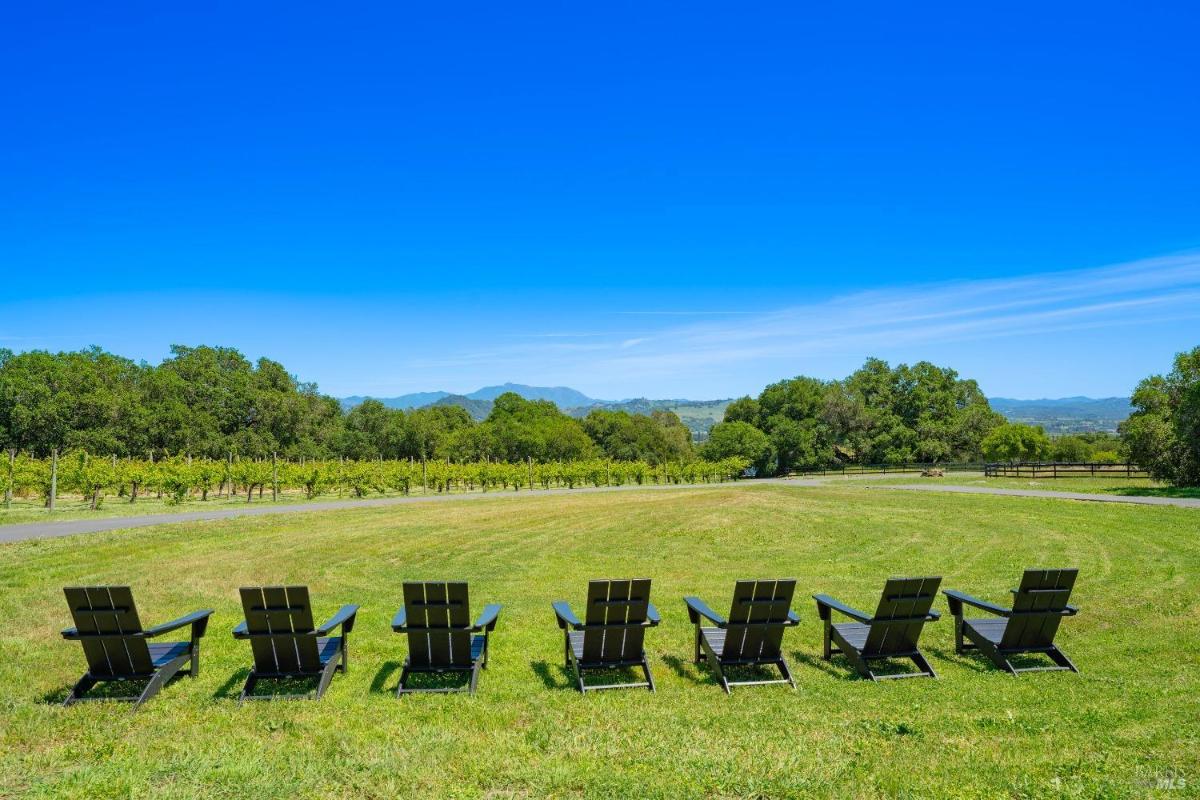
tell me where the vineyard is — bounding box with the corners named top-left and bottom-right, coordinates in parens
top-left (0, 451), bottom-right (750, 510)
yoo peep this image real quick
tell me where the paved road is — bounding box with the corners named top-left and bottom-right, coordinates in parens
top-left (3, 477), bottom-right (1195, 545)
top-left (865, 482), bottom-right (1200, 508)
top-left (0, 478), bottom-right (822, 544)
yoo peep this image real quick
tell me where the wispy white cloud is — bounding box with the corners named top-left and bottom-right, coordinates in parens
top-left (402, 252), bottom-right (1200, 389)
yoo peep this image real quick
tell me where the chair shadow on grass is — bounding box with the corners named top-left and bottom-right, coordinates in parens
top-left (790, 650), bottom-right (858, 681)
top-left (212, 668), bottom-right (251, 700)
top-left (212, 667), bottom-right (326, 701)
top-left (42, 673), bottom-right (187, 706)
top-left (927, 645), bottom-right (992, 674)
top-left (370, 661), bottom-right (403, 695)
top-left (530, 660), bottom-right (573, 690)
top-left (661, 654), bottom-right (718, 688)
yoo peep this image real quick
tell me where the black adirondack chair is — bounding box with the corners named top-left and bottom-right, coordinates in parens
top-left (813, 576), bottom-right (942, 680)
top-left (391, 581), bottom-right (501, 696)
top-left (60, 586), bottom-right (213, 709)
top-left (233, 586), bottom-right (358, 702)
top-left (684, 579), bottom-right (800, 693)
top-left (943, 568), bottom-right (1080, 674)
top-left (552, 579), bottom-right (660, 692)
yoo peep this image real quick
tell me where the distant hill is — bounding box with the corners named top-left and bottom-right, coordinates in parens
top-left (339, 391), bottom-right (449, 411)
top-left (341, 385), bottom-right (728, 439)
top-left (989, 396), bottom-right (1132, 434)
top-left (342, 387), bottom-right (1131, 437)
top-left (465, 383), bottom-right (596, 407)
top-left (431, 394), bottom-right (493, 420)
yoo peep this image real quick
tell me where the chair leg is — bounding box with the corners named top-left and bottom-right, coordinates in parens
top-left (468, 661), bottom-right (481, 695)
top-left (239, 673), bottom-right (259, 704)
top-left (694, 626), bottom-right (703, 664)
top-left (778, 658), bottom-right (797, 690)
top-left (1047, 646), bottom-right (1079, 673)
top-left (314, 653), bottom-right (341, 700)
top-left (952, 615), bottom-right (965, 654)
top-left (189, 640), bottom-right (201, 678)
top-left (822, 621), bottom-right (832, 660)
top-left (63, 675), bottom-right (97, 707)
top-left (395, 660), bottom-right (411, 698)
top-left (710, 658), bottom-right (731, 694)
top-left (642, 655), bottom-right (656, 693)
top-left (911, 651), bottom-right (937, 679)
top-left (134, 654), bottom-right (188, 711)
top-left (339, 637), bottom-right (348, 673)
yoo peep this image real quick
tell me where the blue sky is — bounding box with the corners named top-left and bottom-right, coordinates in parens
top-left (2, 2), bottom-right (1198, 400)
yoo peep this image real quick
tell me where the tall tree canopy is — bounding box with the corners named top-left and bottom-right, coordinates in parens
top-left (1120, 346), bottom-right (1200, 486)
top-left (722, 358), bottom-right (1005, 474)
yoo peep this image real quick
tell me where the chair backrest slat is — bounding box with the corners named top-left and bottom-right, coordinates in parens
top-left (862, 576), bottom-right (941, 655)
top-left (239, 586), bottom-right (321, 674)
top-left (721, 579), bottom-right (796, 660)
top-left (1001, 568), bottom-right (1077, 649)
top-left (581, 579), bottom-right (651, 664)
top-left (64, 586), bottom-right (154, 676)
top-left (402, 581), bottom-right (472, 667)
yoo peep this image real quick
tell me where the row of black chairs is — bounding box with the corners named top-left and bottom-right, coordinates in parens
top-left (59, 569), bottom-right (1079, 708)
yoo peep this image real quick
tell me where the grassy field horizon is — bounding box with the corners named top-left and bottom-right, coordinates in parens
top-left (1, 482), bottom-right (1196, 797)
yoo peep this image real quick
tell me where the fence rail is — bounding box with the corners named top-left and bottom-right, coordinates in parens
top-left (983, 462), bottom-right (1147, 479)
top-left (790, 462), bottom-right (986, 477)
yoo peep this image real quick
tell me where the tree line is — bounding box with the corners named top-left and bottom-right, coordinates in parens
top-left (700, 358), bottom-right (1008, 473)
top-left (0, 345), bottom-right (694, 464)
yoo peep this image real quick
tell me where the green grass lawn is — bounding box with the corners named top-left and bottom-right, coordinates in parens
top-left (1, 484), bottom-right (1196, 798)
top-left (0, 486), bottom-right (481, 526)
top-left (848, 474), bottom-right (1200, 498)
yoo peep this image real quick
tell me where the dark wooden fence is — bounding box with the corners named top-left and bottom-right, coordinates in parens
top-left (983, 462), bottom-right (1147, 479)
top-left (791, 462), bottom-right (986, 477)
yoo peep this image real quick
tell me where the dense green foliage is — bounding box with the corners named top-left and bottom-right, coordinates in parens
top-left (980, 422), bottom-right (1052, 463)
top-left (721, 358), bottom-right (1005, 473)
top-left (0, 348), bottom-right (1012, 474)
top-left (0, 452), bottom-right (748, 508)
top-left (1, 484), bottom-right (1195, 797)
top-left (0, 346), bottom-right (692, 465)
top-left (1120, 345), bottom-right (1200, 486)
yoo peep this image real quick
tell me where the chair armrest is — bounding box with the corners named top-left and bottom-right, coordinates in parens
top-left (232, 620), bottom-right (249, 638)
top-left (316, 604), bottom-right (359, 636)
top-left (813, 594), bottom-right (872, 623)
top-left (391, 607), bottom-right (408, 632)
top-left (943, 589), bottom-right (1010, 617)
top-left (61, 626), bottom-right (80, 640)
top-left (645, 603), bottom-right (661, 626)
top-left (473, 603), bottom-right (502, 632)
top-left (927, 609), bottom-right (941, 621)
top-left (552, 600), bottom-right (583, 630)
top-left (1064, 604), bottom-right (1079, 616)
top-left (786, 609), bottom-right (802, 625)
top-left (683, 596), bottom-right (727, 627)
top-left (144, 609), bottom-right (214, 639)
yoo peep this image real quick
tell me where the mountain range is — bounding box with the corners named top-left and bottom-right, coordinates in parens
top-left (342, 386), bottom-right (1133, 436)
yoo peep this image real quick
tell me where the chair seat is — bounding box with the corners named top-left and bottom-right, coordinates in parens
top-left (963, 618), bottom-right (1008, 645)
top-left (568, 631), bottom-right (641, 664)
top-left (148, 641), bottom-right (190, 667)
top-left (831, 623), bottom-right (870, 650)
top-left (316, 636), bottom-right (342, 665)
top-left (700, 627), bottom-right (726, 655)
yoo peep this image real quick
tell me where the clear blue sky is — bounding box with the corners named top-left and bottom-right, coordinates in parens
top-left (2, 2), bottom-right (1198, 400)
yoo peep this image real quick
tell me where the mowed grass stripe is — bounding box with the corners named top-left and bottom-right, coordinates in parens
top-left (0, 484), bottom-right (1196, 798)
